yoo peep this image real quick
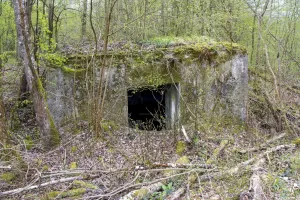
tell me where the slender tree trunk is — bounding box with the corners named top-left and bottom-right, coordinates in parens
top-left (81, 0), bottom-right (87, 40)
top-left (33, 0), bottom-right (40, 73)
top-left (161, 0), bottom-right (165, 35)
top-left (48, 0), bottom-right (54, 47)
top-left (0, 34), bottom-right (9, 145)
top-left (13, 0), bottom-right (60, 149)
top-left (142, 0), bottom-right (147, 39)
top-left (0, 0), bottom-right (9, 145)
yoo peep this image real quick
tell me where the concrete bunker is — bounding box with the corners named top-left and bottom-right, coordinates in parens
top-left (46, 39), bottom-right (248, 129)
top-left (127, 84), bottom-right (179, 130)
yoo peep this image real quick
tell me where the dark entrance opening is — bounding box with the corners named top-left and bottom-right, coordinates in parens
top-left (128, 85), bottom-right (168, 131)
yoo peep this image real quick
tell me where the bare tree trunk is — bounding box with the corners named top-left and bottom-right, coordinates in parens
top-left (0, 0), bottom-right (9, 145)
top-left (13, 0), bottom-right (60, 149)
top-left (48, 0), bottom-right (54, 47)
top-left (81, 0), bottom-right (87, 40)
top-left (161, 0), bottom-right (165, 35)
top-left (0, 100), bottom-right (8, 145)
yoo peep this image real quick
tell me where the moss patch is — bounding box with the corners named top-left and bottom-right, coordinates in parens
top-left (24, 135), bottom-right (34, 150)
top-left (44, 188), bottom-right (86, 199)
top-left (48, 110), bottom-right (61, 148)
top-left (176, 141), bottom-right (186, 155)
top-left (71, 146), bottom-right (77, 153)
top-left (69, 162), bottom-right (77, 169)
top-left (1, 172), bottom-right (15, 182)
top-left (133, 188), bottom-right (149, 199)
top-left (164, 156), bottom-right (190, 177)
top-left (176, 156), bottom-right (190, 164)
top-left (63, 37), bottom-right (246, 89)
top-left (73, 180), bottom-right (98, 189)
top-left (207, 140), bottom-right (229, 164)
top-left (100, 120), bottom-right (119, 132)
top-left (42, 165), bottom-right (49, 171)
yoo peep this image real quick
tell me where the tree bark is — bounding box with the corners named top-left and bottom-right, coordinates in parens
top-left (0, 2), bottom-right (9, 145)
top-left (81, 0), bottom-right (87, 40)
top-left (48, 0), bottom-right (54, 47)
top-left (13, 0), bottom-right (60, 149)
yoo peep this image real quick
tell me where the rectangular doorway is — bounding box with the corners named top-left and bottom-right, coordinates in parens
top-left (127, 84), bottom-right (179, 130)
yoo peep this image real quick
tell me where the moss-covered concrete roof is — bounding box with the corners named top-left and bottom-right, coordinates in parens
top-left (50, 37), bottom-right (247, 73)
top-left (66, 36), bottom-right (246, 60)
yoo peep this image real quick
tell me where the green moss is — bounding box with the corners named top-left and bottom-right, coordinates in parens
top-left (173, 41), bottom-right (246, 65)
top-left (24, 135), bottom-right (34, 150)
top-left (100, 122), bottom-right (110, 132)
top-left (42, 165), bottom-right (49, 171)
top-left (128, 59), bottom-right (181, 88)
top-left (176, 156), bottom-right (190, 164)
top-left (292, 138), bottom-right (300, 146)
top-left (69, 162), bottom-right (77, 169)
top-left (36, 78), bottom-right (46, 97)
top-left (164, 156), bottom-right (190, 176)
top-left (36, 78), bottom-right (61, 149)
top-left (176, 141), bottom-right (186, 155)
top-left (48, 114), bottom-right (61, 147)
top-left (45, 188), bottom-right (86, 199)
top-left (1, 172), bottom-right (15, 182)
top-left (133, 188), bottom-right (149, 198)
top-left (0, 146), bottom-right (27, 169)
top-left (64, 38), bottom-right (246, 90)
top-left (100, 120), bottom-right (119, 132)
top-left (71, 146), bottom-right (77, 153)
top-left (141, 36), bottom-right (215, 47)
top-left (207, 140), bottom-right (229, 164)
top-left (188, 172), bottom-right (198, 185)
top-left (73, 180), bottom-right (98, 189)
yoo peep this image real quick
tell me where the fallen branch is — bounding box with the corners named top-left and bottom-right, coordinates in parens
top-left (120, 182), bottom-right (163, 200)
top-left (239, 132), bottom-right (287, 153)
top-left (152, 162), bottom-right (214, 169)
top-left (239, 158), bottom-right (268, 200)
top-left (167, 187), bottom-right (185, 200)
top-left (199, 144), bottom-right (295, 182)
top-left (181, 125), bottom-right (191, 143)
top-left (0, 165), bottom-right (12, 170)
top-left (83, 145), bottom-right (295, 199)
top-left (0, 174), bottom-right (100, 197)
top-left (248, 158), bottom-right (268, 200)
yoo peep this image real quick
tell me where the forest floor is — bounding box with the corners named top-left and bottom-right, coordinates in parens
top-left (1, 120), bottom-right (299, 200)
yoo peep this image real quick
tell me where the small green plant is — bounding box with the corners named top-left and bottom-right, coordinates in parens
top-left (161, 182), bottom-right (173, 197)
top-left (273, 177), bottom-right (290, 199)
top-left (152, 182), bottom-right (173, 200)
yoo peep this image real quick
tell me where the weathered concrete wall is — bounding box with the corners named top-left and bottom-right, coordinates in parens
top-left (179, 54), bottom-right (248, 126)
